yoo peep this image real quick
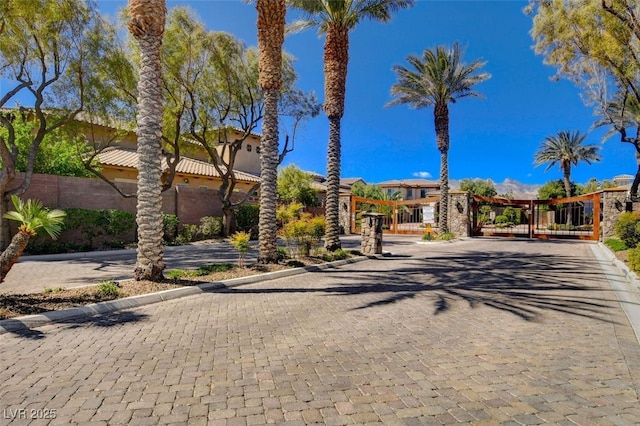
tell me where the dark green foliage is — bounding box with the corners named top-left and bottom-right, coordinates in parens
top-left (614, 212), bottom-right (640, 248)
top-left (502, 207), bottom-right (521, 225)
top-left (162, 214), bottom-right (180, 245)
top-left (459, 178), bottom-right (497, 197)
top-left (27, 208), bottom-right (135, 253)
top-left (495, 215), bottom-right (509, 224)
top-left (199, 216), bottom-right (222, 239)
top-left (604, 238), bottom-right (627, 252)
top-left (235, 205), bottom-right (260, 238)
top-left (322, 249), bottom-right (350, 261)
top-left (198, 263), bottom-right (234, 274)
top-left (285, 260), bottom-right (305, 268)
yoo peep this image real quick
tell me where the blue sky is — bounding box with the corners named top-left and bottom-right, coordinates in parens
top-left (7, 0), bottom-right (638, 186)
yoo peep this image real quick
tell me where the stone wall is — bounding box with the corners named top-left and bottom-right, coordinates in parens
top-left (448, 191), bottom-right (471, 238)
top-left (601, 188), bottom-right (628, 240)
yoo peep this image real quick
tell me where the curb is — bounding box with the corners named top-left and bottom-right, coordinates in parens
top-left (0, 254), bottom-right (384, 335)
top-left (596, 242), bottom-right (640, 291)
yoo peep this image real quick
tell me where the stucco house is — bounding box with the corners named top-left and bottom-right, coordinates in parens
top-left (376, 178), bottom-right (441, 200)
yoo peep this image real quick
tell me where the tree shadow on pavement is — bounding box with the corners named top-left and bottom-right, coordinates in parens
top-left (1, 311), bottom-right (149, 339)
top-left (219, 249), bottom-right (630, 323)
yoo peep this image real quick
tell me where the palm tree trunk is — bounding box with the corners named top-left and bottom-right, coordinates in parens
top-left (256, 0), bottom-right (285, 264)
top-left (563, 167), bottom-right (572, 226)
top-left (258, 89), bottom-right (280, 263)
top-left (129, 0), bottom-right (167, 281)
top-left (323, 24), bottom-right (349, 252)
top-left (0, 230), bottom-right (31, 283)
top-left (325, 116), bottom-right (342, 251)
top-left (434, 102), bottom-right (449, 233)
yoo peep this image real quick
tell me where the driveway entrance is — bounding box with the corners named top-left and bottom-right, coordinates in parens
top-left (472, 193), bottom-right (601, 240)
top-left (350, 195), bottom-right (440, 235)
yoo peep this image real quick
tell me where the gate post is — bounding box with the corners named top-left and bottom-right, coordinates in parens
top-left (361, 212), bottom-right (384, 254)
top-left (339, 194), bottom-right (351, 235)
top-left (601, 188), bottom-right (628, 241)
top-left (448, 191), bottom-right (471, 238)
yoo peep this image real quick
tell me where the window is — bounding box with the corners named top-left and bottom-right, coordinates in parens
top-left (420, 189), bottom-right (428, 198)
top-left (407, 189), bottom-right (413, 198)
top-left (246, 144), bottom-right (252, 152)
top-left (256, 146), bottom-right (261, 154)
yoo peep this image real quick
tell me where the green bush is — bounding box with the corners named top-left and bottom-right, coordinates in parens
top-left (322, 249), bottom-right (350, 262)
top-left (604, 238), bottom-right (628, 252)
top-left (614, 212), bottom-right (640, 248)
top-left (95, 280), bottom-right (120, 298)
top-left (628, 247), bottom-right (640, 271)
top-left (199, 216), bottom-right (223, 239)
top-left (198, 263), bottom-right (234, 274)
top-left (162, 214), bottom-right (180, 244)
top-left (438, 232), bottom-right (455, 241)
top-left (235, 205), bottom-right (259, 239)
top-left (502, 207), bottom-right (521, 225)
top-left (175, 224), bottom-right (198, 245)
top-left (279, 207), bottom-right (325, 257)
top-left (230, 231), bottom-right (252, 267)
top-left (495, 215), bottom-right (509, 224)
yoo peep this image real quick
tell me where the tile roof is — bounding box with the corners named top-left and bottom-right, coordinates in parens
top-left (98, 147), bottom-right (260, 183)
top-left (377, 178), bottom-right (440, 187)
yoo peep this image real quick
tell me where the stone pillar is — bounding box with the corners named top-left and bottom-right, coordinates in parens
top-left (448, 191), bottom-right (471, 238)
top-left (601, 188), bottom-right (628, 241)
top-left (361, 212), bottom-right (383, 255)
top-left (338, 194), bottom-right (352, 235)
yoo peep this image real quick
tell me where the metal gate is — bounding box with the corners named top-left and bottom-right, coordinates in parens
top-left (471, 193), bottom-right (601, 241)
top-left (351, 196), bottom-right (440, 235)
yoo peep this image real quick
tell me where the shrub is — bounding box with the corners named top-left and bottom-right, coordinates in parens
top-left (175, 224), bottom-right (198, 245)
top-left (614, 212), bottom-right (640, 248)
top-left (628, 247), bottom-right (640, 271)
top-left (604, 238), bottom-right (627, 252)
top-left (280, 211), bottom-right (325, 257)
top-left (229, 231), bottom-right (252, 267)
top-left (95, 280), bottom-right (120, 298)
top-left (322, 249), bottom-right (350, 262)
top-left (198, 263), bottom-right (234, 274)
top-left (502, 207), bottom-right (521, 225)
top-left (438, 232), bottom-right (455, 241)
top-left (235, 205), bottom-right (259, 238)
top-left (199, 216), bottom-right (222, 239)
top-left (162, 214), bottom-right (180, 244)
top-left (494, 215), bottom-right (509, 224)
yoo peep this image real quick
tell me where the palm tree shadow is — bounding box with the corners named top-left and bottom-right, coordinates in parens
top-left (327, 251), bottom-right (625, 322)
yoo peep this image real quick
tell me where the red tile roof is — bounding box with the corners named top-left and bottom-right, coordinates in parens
top-left (98, 147), bottom-right (260, 183)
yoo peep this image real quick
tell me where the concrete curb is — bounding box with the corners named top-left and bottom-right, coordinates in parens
top-left (596, 242), bottom-right (640, 291)
top-left (0, 254), bottom-right (383, 335)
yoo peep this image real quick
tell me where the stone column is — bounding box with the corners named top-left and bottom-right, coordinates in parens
top-left (361, 212), bottom-right (383, 255)
top-left (601, 188), bottom-right (628, 241)
top-left (338, 194), bottom-right (352, 235)
top-left (448, 191), bottom-right (471, 238)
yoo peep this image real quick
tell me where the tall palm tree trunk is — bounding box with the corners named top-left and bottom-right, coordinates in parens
top-left (323, 24), bottom-right (349, 252)
top-left (256, 0), bottom-right (285, 264)
top-left (258, 89), bottom-right (280, 263)
top-left (435, 103), bottom-right (450, 233)
top-left (0, 230), bottom-right (31, 283)
top-left (562, 166), bottom-right (572, 225)
top-left (129, 0), bottom-right (167, 281)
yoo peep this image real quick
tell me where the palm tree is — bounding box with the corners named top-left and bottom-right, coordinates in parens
top-left (534, 130), bottom-right (601, 224)
top-left (387, 42), bottom-right (490, 233)
top-left (256, 0), bottom-right (286, 264)
top-left (1, 195), bottom-right (65, 283)
top-left (289, 0), bottom-right (414, 251)
top-left (128, 0), bottom-right (167, 280)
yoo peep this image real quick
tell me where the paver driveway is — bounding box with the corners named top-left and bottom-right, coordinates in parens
top-left (1, 238), bottom-right (640, 425)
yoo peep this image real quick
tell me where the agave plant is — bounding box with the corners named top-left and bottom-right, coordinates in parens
top-left (0, 195), bottom-right (66, 283)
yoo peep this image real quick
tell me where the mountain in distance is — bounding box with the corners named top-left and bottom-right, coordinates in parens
top-left (450, 178), bottom-right (541, 200)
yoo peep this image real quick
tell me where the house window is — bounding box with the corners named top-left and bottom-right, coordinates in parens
top-left (420, 189), bottom-right (428, 198)
top-left (246, 144), bottom-right (252, 152)
top-left (407, 189), bottom-right (413, 198)
top-left (256, 146), bottom-right (261, 154)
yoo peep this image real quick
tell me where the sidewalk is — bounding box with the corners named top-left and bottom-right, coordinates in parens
top-left (1, 238), bottom-right (639, 424)
top-left (0, 235), bottom-right (370, 295)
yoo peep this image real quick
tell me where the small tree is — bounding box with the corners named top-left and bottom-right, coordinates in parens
top-left (0, 196), bottom-right (65, 282)
top-left (229, 231), bottom-right (251, 267)
top-left (459, 178), bottom-right (497, 197)
top-left (277, 164), bottom-right (318, 207)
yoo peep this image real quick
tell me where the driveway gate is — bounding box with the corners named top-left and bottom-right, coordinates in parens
top-left (351, 195), bottom-right (440, 235)
top-left (471, 193), bottom-right (601, 241)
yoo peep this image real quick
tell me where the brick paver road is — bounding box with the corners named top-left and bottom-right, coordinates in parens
top-left (1, 238), bottom-right (640, 425)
